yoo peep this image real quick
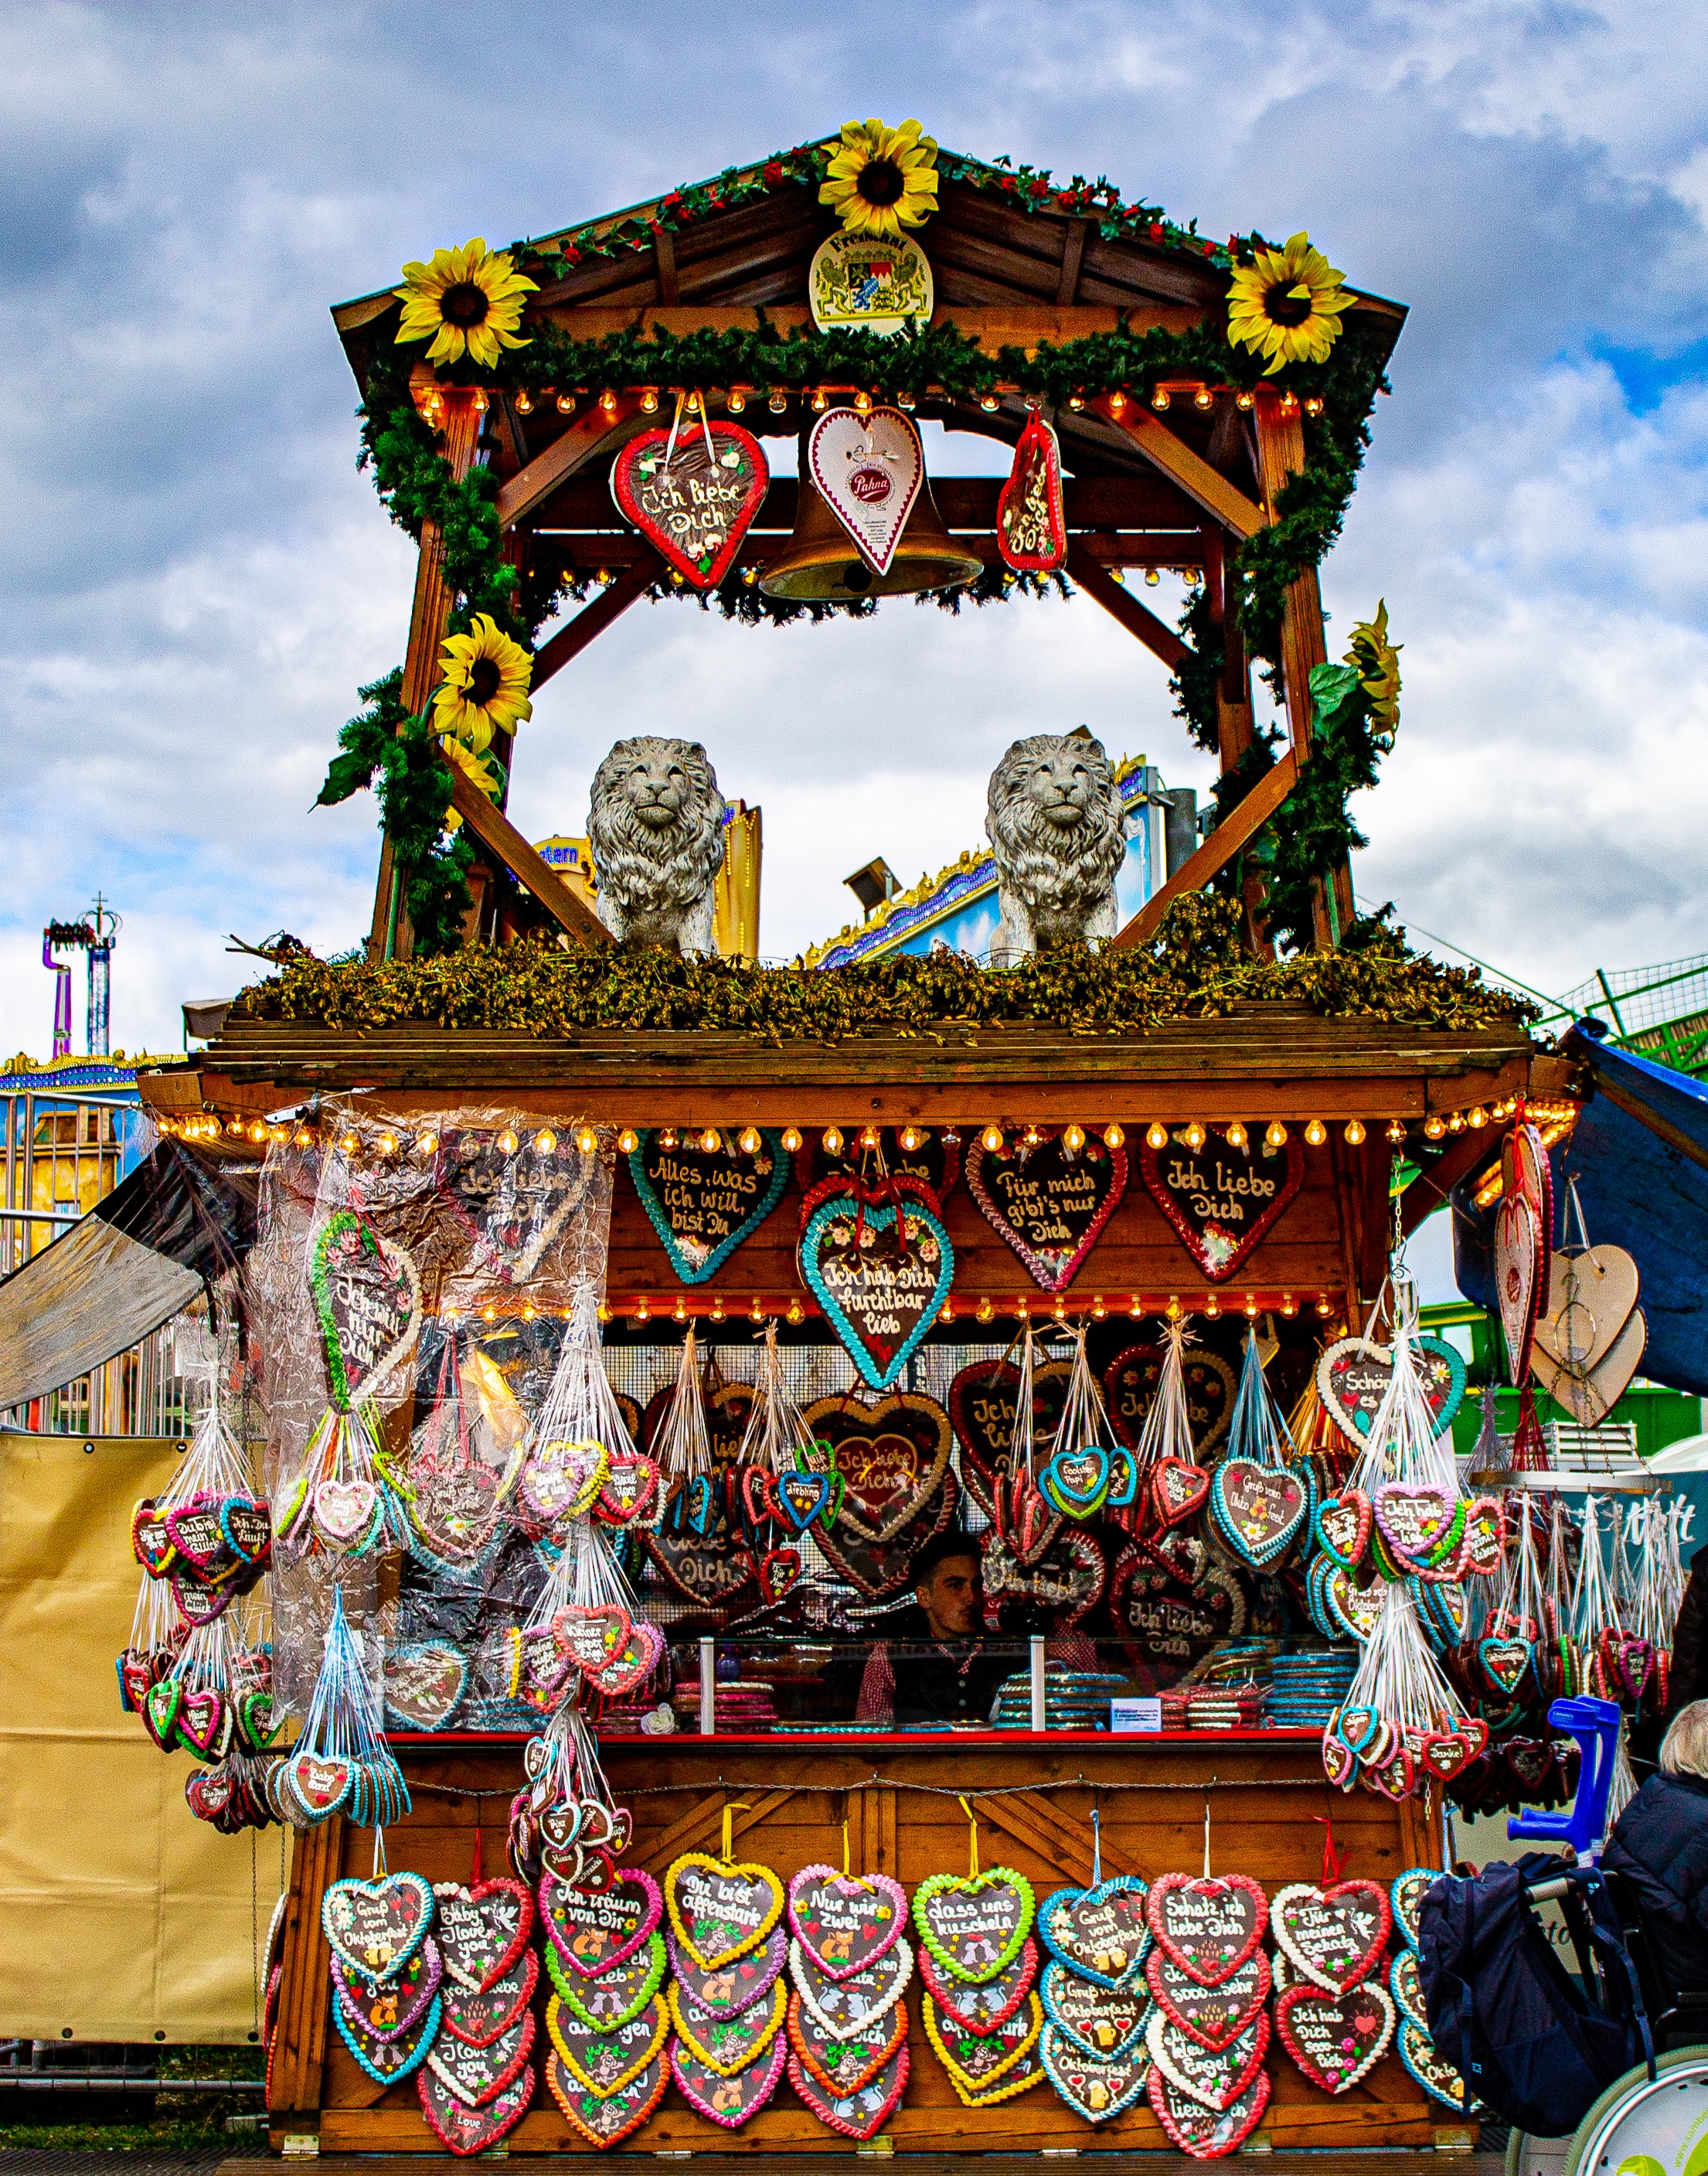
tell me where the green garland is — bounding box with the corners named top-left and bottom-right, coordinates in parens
top-left (233, 893), bottom-right (1533, 1045)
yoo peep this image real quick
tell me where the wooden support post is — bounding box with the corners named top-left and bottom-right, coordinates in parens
top-left (267, 1814), bottom-right (343, 2128)
top-left (1200, 524), bottom-right (1273, 961)
top-left (444, 768), bottom-right (614, 945)
top-left (1113, 751), bottom-right (1298, 948)
top-left (366, 384), bottom-right (485, 963)
top-left (1253, 388), bottom-right (1346, 949)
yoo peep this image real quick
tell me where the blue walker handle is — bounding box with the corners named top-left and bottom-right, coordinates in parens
top-left (1506, 1694), bottom-right (1624, 1857)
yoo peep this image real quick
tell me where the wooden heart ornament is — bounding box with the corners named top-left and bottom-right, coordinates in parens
top-left (1139, 1124), bottom-right (1304, 1282)
top-left (1317, 1336), bottom-right (1465, 1446)
top-left (1534, 1245), bottom-right (1640, 1372)
top-left (1145, 1875), bottom-right (1267, 1987)
top-left (1495, 1191), bottom-right (1542, 1385)
top-left (964, 1128), bottom-right (1127, 1292)
top-left (1275, 1980), bottom-right (1395, 2093)
top-left (1271, 1880), bottom-right (1391, 1993)
top-left (788, 1866), bottom-right (907, 1979)
top-left (807, 404), bottom-right (923, 575)
top-left (667, 1853), bottom-right (785, 1970)
top-left (628, 1127), bottom-right (788, 1282)
top-left (800, 1190), bottom-right (954, 1391)
top-left (311, 1210), bottom-right (420, 1410)
top-left (610, 420), bottom-right (769, 589)
top-left (997, 409), bottom-right (1069, 574)
top-left (914, 1870), bottom-right (1036, 1984)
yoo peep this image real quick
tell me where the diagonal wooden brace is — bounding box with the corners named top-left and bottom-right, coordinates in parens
top-left (1066, 544), bottom-right (1188, 670)
top-left (495, 394), bottom-right (647, 530)
top-left (531, 550), bottom-right (665, 693)
top-left (444, 767), bottom-right (612, 945)
top-left (1112, 749), bottom-right (1298, 948)
top-left (1092, 400), bottom-right (1265, 538)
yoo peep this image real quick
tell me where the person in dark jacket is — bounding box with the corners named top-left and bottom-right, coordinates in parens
top-left (854, 1531), bottom-right (1012, 1728)
top-left (1604, 1700), bottom-right (1708, 1993)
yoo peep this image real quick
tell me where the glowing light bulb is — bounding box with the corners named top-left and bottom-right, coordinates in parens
top-left (899, 1124), bottom-right (924, 1151)
top-left (1063, 1122), bottom-right (1087, 1155)
top-left (726, 389), bottom-right (747, 414)
top-left (750, 1296), bottom-right (764, 1323)
top-left (1204, 1294), bottom-right (1221, 1318)
top-left (859, 1124), bottom-right (880, 1149)
top-left (672, 1296), bottom-right (688, 1323)
top-left (1225, 1121), bottom-right (1247, 1150)
top-left (786, 1299), bottom-right (805, 1325)
top-left (556, 392), bottom-right (576, 415)
top-left (640, 388), bottom-right (659, 413)
top-left (768, 388), bottom-right (788, 413)
top-left (1344, 1119), bottom-right (1366, 1146)
top-left (975, 1297), bottom-right (994, 1324)
top-left (1305, 1119), bottom-right (1328, 1146)
top-left (514, 390), bottom-right (533, 415)
top-left (980, 394), bottom-right (999, 413)
top-left (618, 1127), bottom-right (639, 1154)
top-left (709, 1295), bottom-right (726, 1323)
top-left (1468, 1106), bottom-right (1488, 1129)
top-left (1068, 394), bottom-right (1085, 411)
top-left (1424, 1115), bottom-right (1445, 1140)
top-left (781, 1125), bottom-right (802, 1153)
top-left (855, 390), bottom-right (874, 414)
top-left (1194, 387), bottom-right (1213, 410)
top-left (700, 1127), bottom-right (720, 1153)
top-left (1264, 1120), bottom-right (1288, 1149)
top-left (939, 1295), bottom-right (955, 1324)
top-left (822, 1125), bottom-right (844, 1156)
top-left (1183, 1120), bottom-right (1206, 1151)
top-left (1281, 1294), bottom-right (1298, 1316)
top-left (810, 388), bottom-right (828, 412)
top-left (982, 1124), bottom-right (1004, 1153)
top-left (497, 1129), bottom-right (518, 1154)
top-left (533, 1128), bottom-right (556, 1154)
top-left (1386, 1119), bottom-right (1407, 1144)
top-left (600, 390), bottom-right (617, 414)
top-left (576, 1125), bottom-right (597, 1153)
top-left (659, 1125), bottom-right (678, 1149)
top-left (635, 1296), bottom-right (650, 1323)
top-left (1236, 390), bottom-right (1254, 410)
top-left (340, 1131), bottom-right (360, 1154)
top-left (1104, 1122), bottom-right (1125, 1149)
top-left (739, 1125), bottom-right (761, 1156)
top-left (1146, 1122), bottom-right (1169, 1150)
top-left (1150, 388), bottom-right (1169, 410)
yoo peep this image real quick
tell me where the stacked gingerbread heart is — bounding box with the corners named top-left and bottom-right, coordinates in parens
top-left (1035, 1870), bottom-right (1152, 2123)
top-left (504, 1599), bottom-right (666, 1720)
top-left (417, 1875), bottom-right (538, 2154)
top-left (1142, 1874), bottom-right (1272, 2157)
top-left (785, 1864), bottom-right (914, 2139)
top-left (541, 1864), bottom-right (671, 2146)
top-left (914, 1864), bottom-right (1046, 2110)
top-left (508, 1707), bottom-right (635, 1887)
top-left (1387, 1866), bottom-right (1474, 2114)
top-left (1270, 1877), bottom-right (1396, 2100)
top-left (665, 1849), bottom-right (794, 2131)
top-left (325, 1872), bottom-right (444, 2095)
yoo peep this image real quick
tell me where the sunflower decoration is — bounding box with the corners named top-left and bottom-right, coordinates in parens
top-left (393, 238), bottom-right (537, 370)
top-left (1347, 601), bottom-right (1401, 751)
top-left (819, 117), bottom-right (939, 238)
top-left (433, 614), bottom-right (533, 761)
top-left (1226, 230), bottom-right (1354, 375)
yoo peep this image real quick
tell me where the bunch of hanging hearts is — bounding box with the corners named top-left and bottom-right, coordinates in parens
top-left (128, 1640), bottom-right (278, 1764)
top-left (131, 1490), bottom-right (271, 1621)
top-left (914, 1861), bottom-right (1045, 2113)
top-left (665, 1846), bottom-right (798, 2132)
top-left (184, 1751), bottom-right (284, 1832)
top-left (504, 1602), bottom-right (667, 1720)
top-left (543, 1859), bottom-right (670, 2146)
top-left (1035, 1842), bottom-right (1151, 2126)
top-left (1322, 1584), bottom-right (1488, 1800)
top-left (274, 1585), bottom-right (411, 1829)
top-left (785, 1861), bottom-right (913, 2136)
top-left (1142, 1873), bottom-right (1271, 2155)
top-left (507, 1706), bottom-right (633, 1889)
top-left (1314, 1485), bottom-right (1503, 1589)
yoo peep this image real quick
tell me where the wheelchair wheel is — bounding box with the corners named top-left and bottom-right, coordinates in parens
top-left (1506, 2048), bottom-right (1708, 2176)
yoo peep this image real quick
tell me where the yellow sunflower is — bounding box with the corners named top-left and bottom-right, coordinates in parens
top-left (1347, 601), bottom-right (1401, 750)
top-left (432, 613), bottom-right (533, 753)
top-left (393, 238), bottom-right (537, 370)
top-left (438, 734), bottom-right (503, 831)
top-left (819, 117), bottom-right (939, 237)
top-left (1226, 230), bottom-right (1355, 375)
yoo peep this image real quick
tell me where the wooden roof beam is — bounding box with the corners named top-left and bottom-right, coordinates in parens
top-left (1090, 397), bottom-right (1264, 538)
top-left (1113, 751), bottom-right (1299, 949)
top-left (495, 394), bottom-right (647, 531)
top-left (444, 768), bottom-right (612, 946)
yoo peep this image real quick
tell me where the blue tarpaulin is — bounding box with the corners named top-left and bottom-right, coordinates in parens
top-left (1453, 1024), bottom-right (1708, 1398)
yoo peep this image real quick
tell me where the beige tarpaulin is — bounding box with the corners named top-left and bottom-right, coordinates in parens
top-left (0, 1432), bottom-right (284, 2043)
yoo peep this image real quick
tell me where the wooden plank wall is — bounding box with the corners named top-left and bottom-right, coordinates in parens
top-left (277, 1742), bottom-right (1449, 2157)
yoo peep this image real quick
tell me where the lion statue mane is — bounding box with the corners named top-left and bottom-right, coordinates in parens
top-left (587, 735), bottom-right (727, 956)
top-left (985, 728), bottom-right (1128, 965)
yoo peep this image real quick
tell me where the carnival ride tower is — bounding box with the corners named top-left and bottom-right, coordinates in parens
top-left (42, 896), bottom-right (119, 1058)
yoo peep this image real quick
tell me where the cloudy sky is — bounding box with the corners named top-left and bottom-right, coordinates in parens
top-left (6, 0), bottom-right (1707, 1079)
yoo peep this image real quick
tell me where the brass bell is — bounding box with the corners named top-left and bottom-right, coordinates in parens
top-left (760, 469), bottom-right (983, 601)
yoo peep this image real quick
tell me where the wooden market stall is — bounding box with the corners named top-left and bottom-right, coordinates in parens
top-left (133, 117), bottom-right (1578, 2164)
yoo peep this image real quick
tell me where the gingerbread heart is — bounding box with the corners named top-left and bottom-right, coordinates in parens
top-left (1039, 2021), bottom-right (1151, 2123)
top-left (332, 1937), bottom-right (442, 2041)
top-left (417, 2058), bottom-right (532, 2155)
top-left (924, 1990), bottom-right (1042, 2101)
top-left (1145, 1875), bottom-right (1267, 1987)
top-left (1373, 1483), bottom-right (1460, 1567)
top-left (1400, 2016), bottom-right (1468, 2110)
top-left (545, 1990), bottom-right (666, 2094)
top-left (611, 421), bottom-right (770, 589)
top-left (1315, 1490), bottom-right (1373, 1568)
top-left (787, 1987), bottom-right (907, 2095)
top-left (1038, 1960), bottom-right (1148, 2059)
top-left (424, 2008), bottom-right (535, 2106)
top-left (1390, 1867), bottom-right (1438, 1953)
top-left (666, 1853), bottom-right (784, 1970)
top-left (788, 2040), bottom-right (908, 2136)
top-left (441, 1948), bottom-right (538, 2048)
top-left (1145, 1946), bottom-right (1269, 2051)
top-left (807, 404), bottom-right (923, 574)
top-left (1496, 1192), bottom-right (1541, 1384)
top-left (433, 1877), bottom-right (532, 1993)
top-left (799, 1191), bottom-right (954, 1391)
top-left (540, 1867), bottom-right (660, 1977)
top-left (1391, 1947), bottom-right (1428, 2031)
top-left (321, 1871), bottom-right (434, 1985)
top-left (1317, 1335), bottom-right (1465, 1446)
top-left (545, 2045), bottom-right (667, 2146)
top-left (672, 2033), bottom-right (787, 2128)
top-left (788, 1866), bottom-right (908, 1980)
top-left (919, 1936), bottom-right (1036, 2035)
top-left (791, 1936), bottom-right (913, 2037)
top-left (312, 1209), bottom-right (420, 1411)
top-left (333, 1987), bottom-right (440, 2086)
top-left (667, 1924), bottom-right (786, 2018)
top-left (1211, 1459), bottom-right (1305, 1568)
top-left (1036, 1875), bottom-right (1150, 1987)
top-left (1146, 2007), bottom-right (1267, 2110)
top-left (1275, 1980), bottom-right (1395, 2093)
top-left (546, 1929), bottom-right (665, 2031)
top-left (669, 1977), bottom-right (785, 2075)
top-left (553, 1602), bottom-right (630, 1673)
top-left (1147, 2062), bottom-right (1270, 2157)
top-left (1271, 1880), bottom-right (1390, 1994)
top-left (914, 1870), bottom-right (1036, 1984)
top-left (964, 1127), bottom-right (1127, 1293)
top-left (1153, 1458), bottom-right (1212, 1530)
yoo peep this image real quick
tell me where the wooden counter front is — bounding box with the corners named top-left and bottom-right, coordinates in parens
top-left (270, 1733), bottom-right (1455, 2156)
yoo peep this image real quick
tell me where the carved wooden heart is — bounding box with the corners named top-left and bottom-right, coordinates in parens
top-left (610, 421), bottom-right (770, 589)
top-left (311, 1210), bottom-right (420, 1411)
top-left (433, 1125), bottom-right (596, 1286)
top-left (1139, 1125), bottom-right (1304, 1282)
top-left (948, 1357), bottom-right (1076, 1520)
top-left (1534, 1245), bottom-right (1639, 1371)
top-left (801, 1390), bottom-right (951, 1544)
top-left (807, 404), bottom-right (923, 574)
top-left (964, 1129), bottom-right (1127, 1292)
top-left (1536, 1306), bottom-right (1647, 1426)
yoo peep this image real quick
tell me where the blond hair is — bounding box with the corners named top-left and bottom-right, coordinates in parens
top-left (1660, 1701), bottom-right (1708, 1780)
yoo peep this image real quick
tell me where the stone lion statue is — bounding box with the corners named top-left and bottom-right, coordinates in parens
top-left (985, 728), bottom-right (1128, 965)
top-left (588, 736), bottom-right (727, 955)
